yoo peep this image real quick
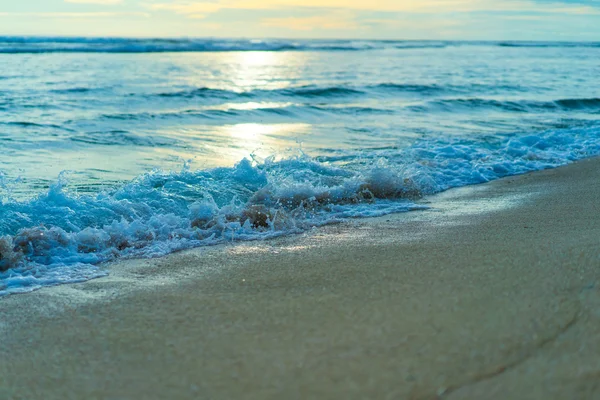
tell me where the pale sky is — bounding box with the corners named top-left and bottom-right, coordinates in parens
top-left (0, 0), bottom-right (599, 40)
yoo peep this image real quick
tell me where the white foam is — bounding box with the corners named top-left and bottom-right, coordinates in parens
top-left (1, 124), bottom-right (599, 295)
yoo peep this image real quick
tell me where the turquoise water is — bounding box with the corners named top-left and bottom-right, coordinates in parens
top-left (1, 38), bottom-right (600, 294)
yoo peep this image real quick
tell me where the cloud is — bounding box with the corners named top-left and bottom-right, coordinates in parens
top-left (499, 15), bottom-right (552, 20)
top-left (0, 12), bottom-right (149, 18)
top-left (147, 2), bottom-right (223, 19)
top-left (144, 0), bottom-right (483, 15)
top-left (365, 18), bottom-right (462, 29)
top-left (140, 0), bottom-right (600, 38)
top-left (143, 0), bottom-right (600, 16)
top-left (64, 0), bottom-right (123, 4)
top-left (218, 0), bottom-right (476, 12)
top-left (262, 11), bottom-right (359, 30)
top-left (5, 0), bottom-right (595, 38)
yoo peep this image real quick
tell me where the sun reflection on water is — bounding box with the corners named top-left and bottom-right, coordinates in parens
top-left (228, 51), bottom-right (303, 90)
top-left (145, 51), bottom-right (313, 170)
top-left (194, 51), bottom-right (312, 162)
top-left (211, 101), bottom-right (294, 111)
top-left (219, 123), bottom-right (311, 162)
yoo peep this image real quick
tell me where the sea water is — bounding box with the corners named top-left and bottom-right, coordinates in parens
top-left (1, 38), bottom-right (600, 294)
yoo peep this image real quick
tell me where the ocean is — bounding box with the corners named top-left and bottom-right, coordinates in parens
top-left (1, 37), bottom-right (599, 295)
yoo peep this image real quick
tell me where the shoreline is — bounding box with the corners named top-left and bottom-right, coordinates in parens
top-left (1, 158), bottom-right (599, 399)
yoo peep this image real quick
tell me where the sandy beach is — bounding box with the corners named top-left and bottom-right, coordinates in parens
top-left (1, 157), bottom-right (599, 400)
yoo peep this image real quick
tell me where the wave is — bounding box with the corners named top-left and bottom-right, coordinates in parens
top-left (0, 37), bottom-right (383, 54)
top-left (1, 121), bottom-right (77, 132)
top-left (152, 85), bottom-right (364, 100)
top-left (495, 41), bottom-right (600, 48)
top-left (395, 42), bottom-right (448, 49)
top-left (49, 87), bottom-right (95, 94)
top-left (155, 87), bottom-right (246, 99)
top-left (282, 86), bottom-right (364, 97)
top-left (2, 123), bottom-right (600, 295)
top-left (411, 97), bottom-right (600, 113)
top-left (373, 83), bottom-right (450, 95)
top-left (553, 98), bottom-right (600, 109)
top-left (308, 105), bottom-right (394, 115)
top-left (69, 130), bottom-right (180, 147)
top-left (98, 103), bottom-right (392, 121)
top-left (145, 83), bottom-right (465, 101)
top-left (2, 37), bottom-right (598, 54)
top-left (136, 83), bottom-right (544, 102)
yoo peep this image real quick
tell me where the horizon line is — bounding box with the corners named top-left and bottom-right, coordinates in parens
top-left (1, 35), bottom-right (599, 43)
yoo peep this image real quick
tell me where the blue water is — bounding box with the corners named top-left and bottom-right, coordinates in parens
top-left (1, 38), bottom-right (600, 295)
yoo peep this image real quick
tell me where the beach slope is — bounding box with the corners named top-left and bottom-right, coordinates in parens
top-left (1, 158), bottom-right (599, 400)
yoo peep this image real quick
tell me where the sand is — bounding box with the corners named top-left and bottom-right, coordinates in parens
top-left (1, 157), bottom-right (599, 400)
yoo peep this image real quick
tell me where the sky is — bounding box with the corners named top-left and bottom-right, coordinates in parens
top-left (0, 0), bottom-right (599, 40)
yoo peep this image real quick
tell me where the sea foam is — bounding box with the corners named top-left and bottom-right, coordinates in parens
top-left (1, 124), bottom-right (599, 295)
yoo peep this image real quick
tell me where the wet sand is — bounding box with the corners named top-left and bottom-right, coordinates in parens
top-left (1, 158), bottom-right (599, 400)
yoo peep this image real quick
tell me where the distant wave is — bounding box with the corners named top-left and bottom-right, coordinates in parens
top-left (553, 98), bottom-right (600, 109)
top-left (282, 86), bottom-right (364, 97)
top-left (155, 87), bottom-right (246, 99)
top-left (153, 85), bottom-right (365, 100)
top-left (496, 41), bottom-right (600, 48)
top-left (0, 37), bottom-right (380, 53)
top-left (373, 83), bottom-right (450, 95)
top-left (49, 87), bottom-right (94, 94)
top-left (75, 97), bottom-right (600, 123)
top-left (69, 130), bottom-right (179, 147)
top-left (412, 97), bottom-right (600, 113)
top-left (1, 121), bottom-right (76, 131)
top-left (30, 93), bottom-right (600, 124)
top-left (147, 83), bottom-right (459, 101)
top-left (1, 37), bottom-right (598, 54)
top-left (98, 103), bottom-right (392, 122)
top-left (395, 42), bottom-right (448, 49)
top-left (135, 83), bottom-right (544, 101)
top-left (308, 105), bottom-right (394, 115)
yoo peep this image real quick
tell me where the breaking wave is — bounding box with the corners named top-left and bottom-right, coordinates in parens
top-left (2, 124), bottom-right (600, 295)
